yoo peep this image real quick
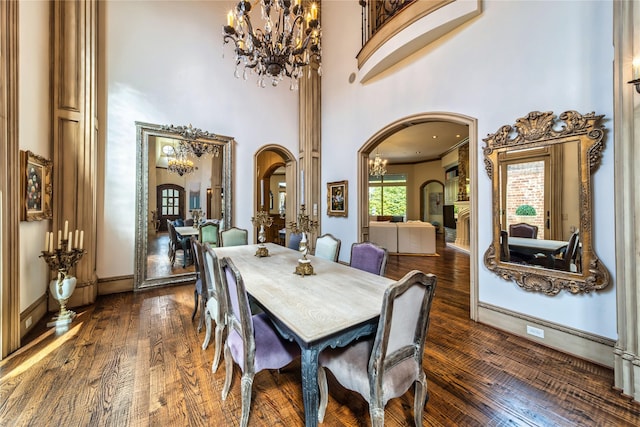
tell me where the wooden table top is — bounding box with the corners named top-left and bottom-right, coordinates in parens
top-left (509, 237), bottom-right (568, 253)
top-left (213, 243), bottom-right (392, 343)
top-left (174, 226), bottom-right (199, 237)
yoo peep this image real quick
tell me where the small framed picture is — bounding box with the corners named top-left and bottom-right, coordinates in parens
top-left (327, 180), bottom-right (348, 217)
top-left (21, 150), bottom-right (53, 221)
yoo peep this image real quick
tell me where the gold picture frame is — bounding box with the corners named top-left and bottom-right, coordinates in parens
top-left (327, 180), bottom-right (348, 217)
top-left (20, 150), bottom-right (53, 221)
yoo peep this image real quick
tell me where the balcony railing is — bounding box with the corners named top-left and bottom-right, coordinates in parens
top-left (360, 0), bottom-right (416, 46)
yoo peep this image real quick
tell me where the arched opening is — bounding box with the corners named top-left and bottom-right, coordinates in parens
top-left (358, 112), bottom-right (478, 320)
top-left (254, 145), bottom-right (297, 246)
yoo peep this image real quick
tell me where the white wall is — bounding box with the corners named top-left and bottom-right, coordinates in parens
top-left (320, 1), bottom-right (616, 339)
top-left (99, 0), bottom-right (299, 278)
top-left (19, 1), bottom-right (50, 312)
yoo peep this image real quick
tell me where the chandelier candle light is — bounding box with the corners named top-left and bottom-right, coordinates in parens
top-left (288, 202), bottom-right (318, 277)
top-left (223, 0), bottom-right (322, 89)
top-left (40, 220), bottom-right (86, 328)
top-left (369, 151), bottom-right (387, 177)
top-left (252, 179), bottom-right (274, 256)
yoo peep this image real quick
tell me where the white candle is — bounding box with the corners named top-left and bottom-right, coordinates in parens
top-left (79, 230), bottom-right (84, 250)
top-left (260, 179), bottom-right (264, 207)
top-left (45, 232), bottom-right (49, 251)
top-left (64, 220), bottom-right (68, 238)
top-left (49, 233), bottom-right (53, 253)
top-left (300, 170), bottom-right (305, 205)
top-left (74, 229), bottom-right (79, 248)
top-left (68, 231), bottom-right (72, 252)
top-left (58, 230), bottom-right (62, 249)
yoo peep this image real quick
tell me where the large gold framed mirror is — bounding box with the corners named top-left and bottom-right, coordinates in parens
top-left (134, 122), bottom-right (234, 290)
top-left (483, 111), bottom-right (609, 295)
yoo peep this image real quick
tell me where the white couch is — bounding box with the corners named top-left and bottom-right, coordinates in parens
top-left (369, 221), bottom-right (436, 255)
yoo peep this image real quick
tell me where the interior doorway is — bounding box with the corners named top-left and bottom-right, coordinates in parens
top-left (358, 112), bottom-right (479, 320)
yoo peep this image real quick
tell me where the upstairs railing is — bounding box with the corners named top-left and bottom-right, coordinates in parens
top-left (359, 0), bottom-right (416, 46)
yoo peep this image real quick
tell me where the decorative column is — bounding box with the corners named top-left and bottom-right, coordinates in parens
top-left (613, 0), bottom-right (640, 403)
top-left (50, 0), bottom-right (98, 310)
top-left (298, 1), bottom-right (322, 250)
top-left (0, 0), bottom-right (21, 356)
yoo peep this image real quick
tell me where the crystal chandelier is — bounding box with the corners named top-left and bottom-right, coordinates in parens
top-left (168, 145), bottom-right (196, 176)
top-left (369, 151), bottom-right (387, 177)
top-left (223, 0), bottom-right (322, 89)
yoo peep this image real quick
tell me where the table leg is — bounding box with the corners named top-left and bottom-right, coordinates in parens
top-left (301, 346), bottom-right (320, 427)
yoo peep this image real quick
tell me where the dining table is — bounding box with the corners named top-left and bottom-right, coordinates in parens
top-left (174, 225), bottom-right (199, 238)
top-left (509, 236), bottom-right (568, 267)
top-left (212, 243), bottom-right (392, 427)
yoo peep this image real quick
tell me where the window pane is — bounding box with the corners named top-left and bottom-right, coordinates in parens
top-left (382, 186), bottom-right (406, 215)
top-left (369, 186), bottom-right (382, 215)
top-left (162, 207), bottom-right (167, 215)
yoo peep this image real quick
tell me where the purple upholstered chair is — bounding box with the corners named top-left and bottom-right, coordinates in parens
top-left (350, 241), bottom-right (389, 276)
top-left (317, 270), bottom-right (437, 426)
top-left (220, 257), bottom-right (300, 427)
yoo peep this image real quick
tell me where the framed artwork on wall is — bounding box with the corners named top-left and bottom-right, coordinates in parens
top-left (327, 180), bottom-right (348, 217)
top-left (20, 150), bottom-right (53, 221)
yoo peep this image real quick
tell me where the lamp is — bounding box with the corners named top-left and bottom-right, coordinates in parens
top-left (168, 145), bottom-right (196, 176)
top-left (369, 151), bottom-right (387, 177)
top-left (629, 58), bottom-right (640, 93)
top-left (223, 0), bottom-right (322, 89)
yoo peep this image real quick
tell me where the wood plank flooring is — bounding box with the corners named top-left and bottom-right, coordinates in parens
top-left (2, 235), bottom-right (639, 426)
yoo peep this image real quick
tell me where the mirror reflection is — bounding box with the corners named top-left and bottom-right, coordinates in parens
top-left (498, 141), bottom-right (581, 273)
top-left (135, 122), bottom-right (233, 290)
top-left (483, 110), bottom-right (609, 295)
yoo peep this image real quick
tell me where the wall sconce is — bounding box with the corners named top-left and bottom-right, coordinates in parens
top-left (629, 58), bottom-right (640, 93)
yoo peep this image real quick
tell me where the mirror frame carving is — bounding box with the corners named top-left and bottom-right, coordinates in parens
top-left (483, 111), bottom-right (609, 295)
top-left (134, 121), bottom-right (234, 290)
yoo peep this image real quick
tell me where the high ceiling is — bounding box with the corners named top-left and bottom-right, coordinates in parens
top-left (372, 121), bottom-right (469, 164)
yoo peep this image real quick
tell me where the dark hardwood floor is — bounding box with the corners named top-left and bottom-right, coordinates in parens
top-left (2, 235), bottom-right (639, 426)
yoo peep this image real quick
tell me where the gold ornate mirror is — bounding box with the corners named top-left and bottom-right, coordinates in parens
top-left (483, 111), bottom-right (609, 295)
top-left (134, 122), bottom-right (234, 290)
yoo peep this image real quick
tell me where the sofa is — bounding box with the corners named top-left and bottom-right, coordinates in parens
top-left (369, 220), bottom-right (436, 255)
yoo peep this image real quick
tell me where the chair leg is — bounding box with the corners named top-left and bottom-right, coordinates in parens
top-left (191, 290), bottom-right (198, 321)
top-left (240, 373), bottom-right (254, 427)
top-left (222, 343), bottom-right (233, 400)
top-left (212, 323), bottom-right (224, 373)
top-left (318, 366), bottom-right (328, 423)
top-left (202, 307), bottom-right (212, 350)
top-left (369, 405), bottom-right (385, 427)
top-left (414, 375), bottom-right (428, 427)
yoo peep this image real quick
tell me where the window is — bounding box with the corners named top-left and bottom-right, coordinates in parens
top-left (162, 188), bottom-right (181, 216)
top-left (369, 173), bottom-right (407, 216)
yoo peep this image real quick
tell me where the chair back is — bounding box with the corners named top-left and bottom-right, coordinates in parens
top-left (369, 270), bottom-right (436, 404)
top-left (509, 222), bottom-right (538, 239)
top-left (350, 241), bottom-right (388, 276)
top-left (558, 231), bottom-right (580, 271)
top-left (500, 230), bottom-right (510, 262)
top-left (288, 232), bottom-right (303, 250)
top-left (314, 233), bottom-right (341, 262)
top-left (220, 257), bottom-right (254, 372)
top-left (220, 227), bottom-right (248, 247)
top-left (167, 220), bottom-right (178, 244)
top-left (191, 237), bottom-right (205, 280)
top-left (200, 222), bottom-right (219, 247)
top-left (203, 243), bottom-right (225, 311)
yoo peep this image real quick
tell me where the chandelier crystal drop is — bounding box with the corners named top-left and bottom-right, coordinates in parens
top-left (223, 0), bottom-right (322, 89)
top-left (369, 151), bottom-right (387, 177)
top-left (168, 145), bottom-right (197, 176)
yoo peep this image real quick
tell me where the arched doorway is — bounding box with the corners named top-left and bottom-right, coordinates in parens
top-left (357, 112), bottom-right (479, 320)
top-left (254, 145), bottom-right (297, 246)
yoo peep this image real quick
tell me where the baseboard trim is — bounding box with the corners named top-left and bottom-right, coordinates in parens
top-left (478, 303), bottom-right (615, 368)
top-left (98, 275), bottom-right (134, 295)
top-left (20, 294), bottom-right (48, 338)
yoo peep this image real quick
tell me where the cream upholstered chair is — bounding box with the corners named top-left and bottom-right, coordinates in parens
top-left (314, 233), bottom-right (341, 262)
top-left (220, 226), bottom-right (248, 247)
top-left (317, 270), bottom-right (437, 426)
top-left (350, 241), bottom-right (388, 276)
top-left (220, 257), bottom-right (300, 427)
top-left (201, 242), bottom-right (227, 372)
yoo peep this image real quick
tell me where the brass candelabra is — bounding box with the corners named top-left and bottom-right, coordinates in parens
top-left (288, 204), bottom-right (318, 277)
top-left (251, 207), bottom-right (274, 257)
top-left (40, 239), bottom-right (86, 326)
